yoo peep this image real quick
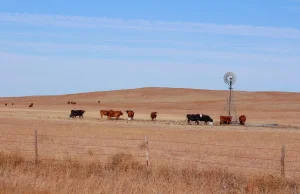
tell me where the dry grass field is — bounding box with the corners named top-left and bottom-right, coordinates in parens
top-left (0, 87), bottom-right (300, 193)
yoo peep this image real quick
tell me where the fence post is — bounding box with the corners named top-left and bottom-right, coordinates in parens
top-left (35, 130), bottom-right (38, 165)
top-left (281, 144), bottom-right (285, 178)
top-left (145, 136), bottom-right (150, 167)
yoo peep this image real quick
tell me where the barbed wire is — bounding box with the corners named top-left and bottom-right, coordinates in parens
top-left (0, 139), bottom-right (34, 144)
top-left (2, 131), bottom-right (300, 174)
top-left (150, 147), bottom-right (280, 162)
top-left (150, 140), bottom-right (281, 151)
top-left (150, 156), bottom-right (281, 171)
top-left (0, 132), bottom-right (144, 141)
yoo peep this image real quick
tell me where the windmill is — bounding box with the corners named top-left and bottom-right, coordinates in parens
top-left (223, 72), bottom-right (238, 124)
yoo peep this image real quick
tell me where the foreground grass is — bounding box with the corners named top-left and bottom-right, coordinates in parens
top-left (0, 152), bottom-right (298, 194)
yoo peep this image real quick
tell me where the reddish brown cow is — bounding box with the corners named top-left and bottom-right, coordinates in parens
top-left (29, 103), bottom-right (34, 108)
top-left (239, 115), bottom-right (247, 125)
top-left (5, 103), bottom-right (7, 106)
top-left (151, 112), bottom-right (157, 121)
top-left (126, 110), bottom-right (134, 120)
top-left (220, 116), bottom-right (232, 125)
top-left (100, 110), bottom-right (113, 118)
top-left (107, 110), bottom-right (123, 120)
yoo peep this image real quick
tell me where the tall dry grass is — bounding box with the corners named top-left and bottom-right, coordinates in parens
top-left (0, 151), bottom-right (298, 194)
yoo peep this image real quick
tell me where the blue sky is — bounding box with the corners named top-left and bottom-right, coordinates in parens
top-left (0, 0), bottom-right (300, 96)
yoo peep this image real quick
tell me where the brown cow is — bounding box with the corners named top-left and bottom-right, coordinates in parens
top-left (67, 101), bottom-right (70, 104)
top-left (151, 112), bottom-right (157, 121)
top-left (5, 103), bottom-right (7, 106)
top-left (220, 115), bottom-right (232, 125)
top-left (126, 110), bottom-right (134, 120)
top-left (107, 110), bottom-right (123, 120)
top-left (100, 110), bottom-right (113, 118)
top-left (11, 103), bottom-right (14, 106)
top-left (239, 115), bottom-right (247, 125)
top-left (29, 103), bottom-right (34, 108)
top-left (98, 101), bottom-right (100, 104)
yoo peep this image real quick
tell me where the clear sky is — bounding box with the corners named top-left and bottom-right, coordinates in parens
top-left (0, 0), bottom-right (300, 96)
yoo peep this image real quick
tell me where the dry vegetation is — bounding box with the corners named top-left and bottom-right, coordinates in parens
top-left (0, 152), bottom-right (299, 194)
top-left (0, 87), bottom-right (300, 193)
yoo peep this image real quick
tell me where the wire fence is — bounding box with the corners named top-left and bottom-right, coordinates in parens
top-left (1, 131), bottom-right (300, 176)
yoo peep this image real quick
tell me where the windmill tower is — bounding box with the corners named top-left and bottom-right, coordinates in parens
top-left (223, 72), bottom-right (238, 124)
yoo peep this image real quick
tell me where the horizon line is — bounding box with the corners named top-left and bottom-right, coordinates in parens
top-left (0, 87), bottom-right (299, 98)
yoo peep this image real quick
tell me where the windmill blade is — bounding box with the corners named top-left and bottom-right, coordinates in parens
top-left (224, 72), bottom-right (237, 85)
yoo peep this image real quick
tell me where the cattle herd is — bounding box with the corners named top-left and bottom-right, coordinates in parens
top-left (4, 100), bottom-right (246, 125)
top-left (70, 108), bottom-right (246, 125)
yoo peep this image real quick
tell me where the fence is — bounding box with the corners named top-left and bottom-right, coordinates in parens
top-left (1, 130), bottom-right (300, 177)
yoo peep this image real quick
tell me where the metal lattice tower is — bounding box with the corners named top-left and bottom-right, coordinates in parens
top-left (223, 72), bottom-right (238, 124)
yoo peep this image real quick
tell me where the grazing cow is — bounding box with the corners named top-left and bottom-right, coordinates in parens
top-left (239, 115), bottom-right (247, 125)
top-left (126, 110), bottom-right (134, 120)
top-left (69, 110), bottom-right (85, 118)
top-left (198, 114), bottom-right (214, 125)
top-left (186, 114), bottom-right (202, 125)
top-left (71, 102), bottom-right (76, 105)
top-left (5, 103), bottom-right (7, 106)
top-left (29, 103), bottom-right (33, 108)
top-left (98, 101), bottom-right (100, 104)
top-left (107, 110), bottom-right (123, 120)
top-left (100, 110), bottom-right (113, 118)
top-left (67, 101), bottom-right (70, 104)
top-left (151, 112), bottom-right (157, 121)
top-left (11, 103), bottom-right (13, 106)
top-left (220, 116), bottom-right (232, 125)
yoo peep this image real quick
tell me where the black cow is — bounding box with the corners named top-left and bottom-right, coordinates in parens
top-left (69, 110), bottom-right (85, 118)
top-left (186, 114), bottom-right (213, 125)
top-left (186, 114), bottom-right (201, 125)
top-left (198, 114), bottom-right (213, 125)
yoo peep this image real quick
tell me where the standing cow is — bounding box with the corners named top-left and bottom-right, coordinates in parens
top-left (107, 110), bottom-right (123, 120)
top-left (151, 112), bottom-right (157, 121)
top-left (198, 114), bottom-right (214, 125)
top-left (100, 110), bottom-right (113, 118)
top-left (29, 103), bottom-right (33, 108)
top-left (126, 110), bottom-right (134, 120)
top-left (186, 114), bottom-right (201, 125)
top-left (239, 115), bottom-right (247, 125)
top-left (220, 116), bottom-right (232, 125)
top-left (69, 110), bottom-right (85, 118)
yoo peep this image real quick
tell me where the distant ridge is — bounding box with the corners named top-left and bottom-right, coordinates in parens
top-left (0, 87), bottom-right (299, 99)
